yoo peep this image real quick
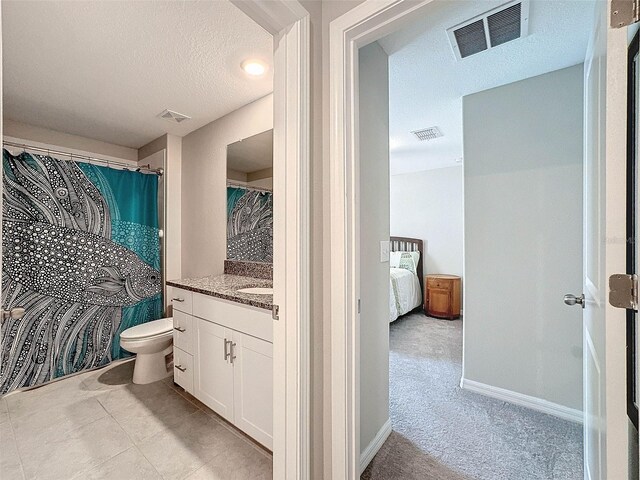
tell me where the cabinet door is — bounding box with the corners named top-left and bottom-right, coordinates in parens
top-left (195, 319), bottom-right (234, 422)
top-left (232, 332), bottom-right (273, 449)
top-left (428, 288), bottom-right (451, 317)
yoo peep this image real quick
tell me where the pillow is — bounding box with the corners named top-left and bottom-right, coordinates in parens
top-left (389, 251), bottom-right (420, 275)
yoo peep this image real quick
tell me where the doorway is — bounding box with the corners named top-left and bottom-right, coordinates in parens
top-left (329, 1), bottom-right (632, 479)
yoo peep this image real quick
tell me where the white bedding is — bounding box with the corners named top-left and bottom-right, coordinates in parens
top-left (389, 267), bottom-right (422, 322)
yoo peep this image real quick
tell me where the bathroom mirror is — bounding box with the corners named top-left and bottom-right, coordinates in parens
top-left (226, 129), bottom-right (273, 263)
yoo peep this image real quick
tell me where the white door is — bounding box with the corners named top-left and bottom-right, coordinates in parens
top-left (582, 6), bottom-right (606, 476)
top-left (578, 1), bottom-right (630, 478)
top-left (194, 319), bottom-right (234, 422)
top-left (232, 331), bottom-right (274, 449)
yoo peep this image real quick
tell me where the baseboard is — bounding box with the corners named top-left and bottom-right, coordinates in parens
top-left (360, 418), bottom-right (392, 474)
top-left (460, 378), bottom-right (583, 424)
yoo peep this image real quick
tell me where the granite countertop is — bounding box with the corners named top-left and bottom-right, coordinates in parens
top-left (167, 274), bottom-right (273, 311)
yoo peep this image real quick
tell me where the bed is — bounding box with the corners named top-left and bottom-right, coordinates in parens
top-left (389, 236), bottom-right (424, 322)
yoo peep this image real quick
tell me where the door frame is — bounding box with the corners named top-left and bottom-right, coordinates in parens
top-left (328, 1), bottom-right (435, 478)
top-left (232, 2), bottom-right (311, 479)
top-left (626, 27), bottom-right (639, 432)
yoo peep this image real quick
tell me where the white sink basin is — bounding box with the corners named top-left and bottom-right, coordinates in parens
top-left (237, 287), bottom-right (273, 295)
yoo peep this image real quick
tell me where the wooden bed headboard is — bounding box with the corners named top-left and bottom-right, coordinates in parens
top-left (390, 236), bottom-right (424, 293)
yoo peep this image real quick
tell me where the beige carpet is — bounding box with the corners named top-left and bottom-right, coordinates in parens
top-left (361, 313), bottom-right (583, 480)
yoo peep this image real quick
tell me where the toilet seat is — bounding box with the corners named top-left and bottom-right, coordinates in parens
top-left (120, 317), bottom-right (173, 341)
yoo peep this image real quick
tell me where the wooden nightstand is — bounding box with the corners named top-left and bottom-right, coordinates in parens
top-left (425, 275), bottom-right (461, 319)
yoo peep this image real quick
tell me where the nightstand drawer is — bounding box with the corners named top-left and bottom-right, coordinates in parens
top-left (427, 278), bottom-right (452, 290)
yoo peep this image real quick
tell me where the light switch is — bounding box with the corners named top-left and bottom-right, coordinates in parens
top-left (380, 240), bottom-right (390, 263)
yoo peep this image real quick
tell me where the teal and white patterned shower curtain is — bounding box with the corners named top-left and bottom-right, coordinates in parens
top-left (0, 149), bottom-right (163, 394)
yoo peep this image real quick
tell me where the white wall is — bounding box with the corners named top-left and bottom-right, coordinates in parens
top-left (139, 133), bottom-right (182, 310)
top-left (463, 64), bottom-right (584, 411)
top-left (390, 165), bottom-right (463, 286)
top-left (358, 41), bottom-right (390, 458)
top-left (181, 94), bottom-right (273, 278)
top-left (3, 119), bottom-right (138, 162)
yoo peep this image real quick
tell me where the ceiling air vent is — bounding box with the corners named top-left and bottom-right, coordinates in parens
top-left (412, 126), bottom-right (443, 141)
top-left (447, 0), bottom-right (529, 60)
top-left (158, 109), bottom-right (191, 124)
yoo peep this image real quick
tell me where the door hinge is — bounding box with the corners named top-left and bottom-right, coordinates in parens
top-left (609, 274), bottom-right (638, 310)
top-left (611, 0), bottom-right (639, 28)
top-left (272, 304), bottom-right (280, 321)
top-left (357, 299), bottom-right (361, 314)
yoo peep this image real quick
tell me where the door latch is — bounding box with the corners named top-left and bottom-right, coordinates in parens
top-left (609, 274), bottom-right (638, 310)
top-left (272, 304), bottom-right (280, 321)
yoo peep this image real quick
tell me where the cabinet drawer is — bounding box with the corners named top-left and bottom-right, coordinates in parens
top-left (192, 293), bottom-right (272, 342)
top-left (173, 347), bottom-right (193, 394)
top-left (427, 278), bottom-right (452, 290)
top-left (168, 287), bottom-right (193, 314)
top-left (173, 310), bottom-right (194, 354)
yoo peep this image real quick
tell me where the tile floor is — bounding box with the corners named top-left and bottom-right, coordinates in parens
top-left (0, 360), bottom-right (272, 480)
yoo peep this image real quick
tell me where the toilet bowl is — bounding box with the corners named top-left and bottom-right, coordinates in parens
top-left (120, 317), bottom-right (173, 385)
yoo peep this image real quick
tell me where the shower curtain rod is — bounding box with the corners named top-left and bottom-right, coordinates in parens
top-left (3, 141), bottom-right (164, 176)
top-left (226, 181), bottom-right (272, 193)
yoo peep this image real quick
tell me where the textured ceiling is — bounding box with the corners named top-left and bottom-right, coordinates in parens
top-left (2, 0), bottom-right (273, 148)
top-left (378, 0), bottom-right (595, 175)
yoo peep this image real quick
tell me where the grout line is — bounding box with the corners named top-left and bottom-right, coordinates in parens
top-left (81, 395), bottom-right (164, 480)
top-left (200, 407), bottom-right (272, 459)
top-left (96, 387), bottom-right (165, 480)
top-left (6, 409), bottom-right (27, 480)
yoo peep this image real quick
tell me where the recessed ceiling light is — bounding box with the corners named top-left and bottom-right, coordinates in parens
top-left (241, 59), bottom-right (267, 77)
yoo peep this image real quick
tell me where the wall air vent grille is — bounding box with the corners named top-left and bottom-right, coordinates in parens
top-left (487, 2), bottom-right (522, 47)
top-left (158, 109), bottom-right (191, 124)
top-left (447, 0), bottom-right (529, 60)
top-left (453, 20), bottom-right (488, 58)
top-left (412, 126), bottom-right (443, 141)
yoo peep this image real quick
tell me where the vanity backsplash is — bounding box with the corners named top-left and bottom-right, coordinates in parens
top-left (224, 259), bottom-right (272, 280)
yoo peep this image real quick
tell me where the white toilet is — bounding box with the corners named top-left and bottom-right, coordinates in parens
top-left (120, 317), bottom-right (173, 385)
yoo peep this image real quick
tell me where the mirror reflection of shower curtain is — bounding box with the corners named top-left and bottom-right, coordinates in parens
top-left (0, 149), bottom-right (163, 394)
top-left (226, 185), bottom-right (273, 263)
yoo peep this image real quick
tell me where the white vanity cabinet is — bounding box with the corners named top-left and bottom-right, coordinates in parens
top-left (168, 286), bottom-right (273, 450)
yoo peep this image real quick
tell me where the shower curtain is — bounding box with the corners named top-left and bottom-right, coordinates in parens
top-left (0, 149), bottom-right (162, 394)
